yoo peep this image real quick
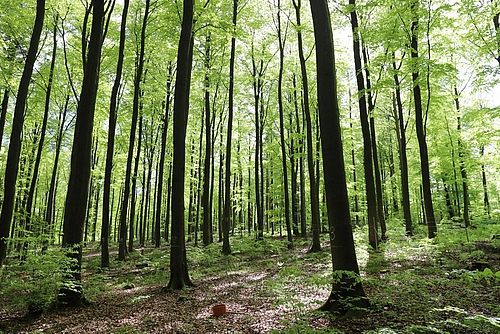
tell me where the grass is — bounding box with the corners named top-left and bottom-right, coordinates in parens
top-left (0, 221), bottom-right (500, 333)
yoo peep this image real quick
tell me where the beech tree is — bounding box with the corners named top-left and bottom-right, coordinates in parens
top-left (0, 0), bottom-right (45, 268)
top-left (310, 0), bottom-right (369, 314)
top-left (167, 0), bottom-right (194, 290)
top-left (58, 0), bottom-right (105, 305)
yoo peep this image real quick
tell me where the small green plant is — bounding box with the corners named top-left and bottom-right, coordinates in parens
top-left (0, 247), bottom-right (68, 314)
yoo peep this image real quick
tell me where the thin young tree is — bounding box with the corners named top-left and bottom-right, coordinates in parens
top-left (58, 0), bottom-right (105, 305)
top-left (102, 0), bottom-right (130, 268)
top-left (349, 0), bottom-right (378, 249)
top-left (292, 0), bottom-right (321, 251)
top-left (410, 0), bottom-right (437, 238)
top-left (309, 0), bottom-right (369, 314)
top-left (275, 0), bottom-right (293, 248)
top-left (118, 0), bottom-right (150, 260)
top-left (222, 0), bottom-right (238, 254)
top-left (0, 0), bottom-right (45, 268)
top-left (155, 63), bottom-right (173, 248)
top-left (167, 0), bottom-right (194, 290)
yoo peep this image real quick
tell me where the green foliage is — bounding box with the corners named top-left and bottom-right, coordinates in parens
top-left (0, 247), bottom-right (68, 314)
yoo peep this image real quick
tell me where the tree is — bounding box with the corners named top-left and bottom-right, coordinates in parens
top-left (309, 0), bottom-right (369, 315)
top-left (167, 0), bottom-right (194, 290)
top-left (58, 0), bottom-right (105, 305)
top-left (222, 0), bottom-right (238, 254)
top-left (410, 0), bottom-right (437, 238)
top-left (275, 0), bottom-right (293, 249)
top-left (0, 0), bottom-right (45, 268)
top-left (292, 0), bottom-right (322, 251)
top-left (118, 0), bottom-right (150, 260)
top-left (349, 0), bottom-right (378, 249)
top-left (102, 0), bottom-right (130, 268)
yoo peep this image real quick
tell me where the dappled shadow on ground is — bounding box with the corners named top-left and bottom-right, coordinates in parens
top-left (1, 231), bottom-right (500, 333)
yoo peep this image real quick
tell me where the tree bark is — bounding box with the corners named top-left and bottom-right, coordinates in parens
top-left (310, 0), bottom-right (369, 315)
top-left (0, 0), bottom-right (45, 268)
top-left (276, 0), bottom-right (293, 248)
top-left (349, 0), bottom-right (378, 249)
top-left (58, 0), bottom-right (104, 305)
top-left (155, 63), bottom-right (173, 248)
top-left (221, 0), bottom-right (238, 254)
top-left (292, 0), bottom-right (321, 251)
top-left (392, 59), bottom-right (413, 235)
top-left (410, 0), bottom-right (437, 238)
top-left (22, 15), bottom-right (58, 257)
top-left (167, 0), bottom-right (194, 290)
top-left (102, 0), bottom-right (130, 268)
top-left (454, 87), bottom-right (470, 228)
top-left (118, 0), bottom-right (150, 260)
top-left (202, 34), bottom-right (213, 246)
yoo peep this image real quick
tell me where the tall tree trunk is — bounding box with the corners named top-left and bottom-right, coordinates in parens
top-left (310, 0), bottom-right (368, 314)
top-left (292, 0), bottom-right (321, 250)
top-left (0, 0), bottom-right (45, 268)
top-left (480, 145), bottom-right (491, 217)
top-left (102, 0), bottom-right (129, 268)
top-left (0, 89), bottom-right (9, 147)
top-left (119, 0), bottom-right (150, 260)
top-left (222, 0), bottom-right (238, 254)
top-left (202, 34), bottom-right (213, 246)
top-left (167, 0), bottom-right (194, 290)
top-left (155, 63), bottom-right (173, 248)
top-left (349, 0), bottom-right (378, 249)
top-left (23, 16), bottom-right (58, 256)
top-left (410, 0), bottom-right (437, 238)
top-left (392, 60), bottom-right (413, 235)
top-left (58, 0), bottom-right (104, 305)
top-left (362, 45), bottom-right (387, 240)
top-left (276, 0), bottom-right (293, 248)
top-left (129, 115), bottom-right (143, 252)
top-left (44, 97), bottom-right (68, 251)
top-left (252, 55), bottom-right (264, 241)
top-left (454, 87), bottom-right (470, 227)
top-left (349, 107), bottom-right (360, 225)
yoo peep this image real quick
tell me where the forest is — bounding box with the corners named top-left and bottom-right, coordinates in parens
top-left (0, 0), bottom-right (500, 333)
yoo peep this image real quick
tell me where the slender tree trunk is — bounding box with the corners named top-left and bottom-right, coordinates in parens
top-left (349, 108), bottom-right (360, 225)
top-left (276, 0), bottom-right (293, 248)
top-left (119, 0), bottom-right (150, 260)
top-left (392, 61), bottom-right (413, 235)
top-left (44, 97), bottom-right (68, 251)
top-left (310, 0), bottom-right (368, 314)
top-left (349, 0), bottom-right (378, 249)
top-left (155, 63), bottom-right (173, 248)
top-left (202, 35), bottom-right (213, 246)
top-left (222, 0), bottom-right (238, 254)
top-left (129, 115), bottom-right (143, 252)
top-left (102, 0), bottom-right (129, 268)
top-left (454, 87), bottom-right (469, 227)
top-left (167, 0), bottom-right (194, 290)
top-left (58, 0), bottom-right (104, 305)
top-left (492, 0), bottom-right (500, 66)
top-left (362, 45), bottom-right (387, 239)
top-left (480, 145), bottom-right (491, 217)
top-left (0, 89), bottom-right (9, 147)
top-left (292, 0), bottom-right (321, 250)
top-left (23, 16), bottom-right (58, 257)
top-left (411, 0), bottom-right (437, 238)
top-left (0, 0), bottom-right (45, 268)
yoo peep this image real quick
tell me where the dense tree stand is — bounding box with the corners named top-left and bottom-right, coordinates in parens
top-left (310, 0), bottom-right (369, 316)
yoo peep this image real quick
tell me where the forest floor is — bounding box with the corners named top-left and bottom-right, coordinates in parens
top-left (1, 223), bottom-right (500, 333)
